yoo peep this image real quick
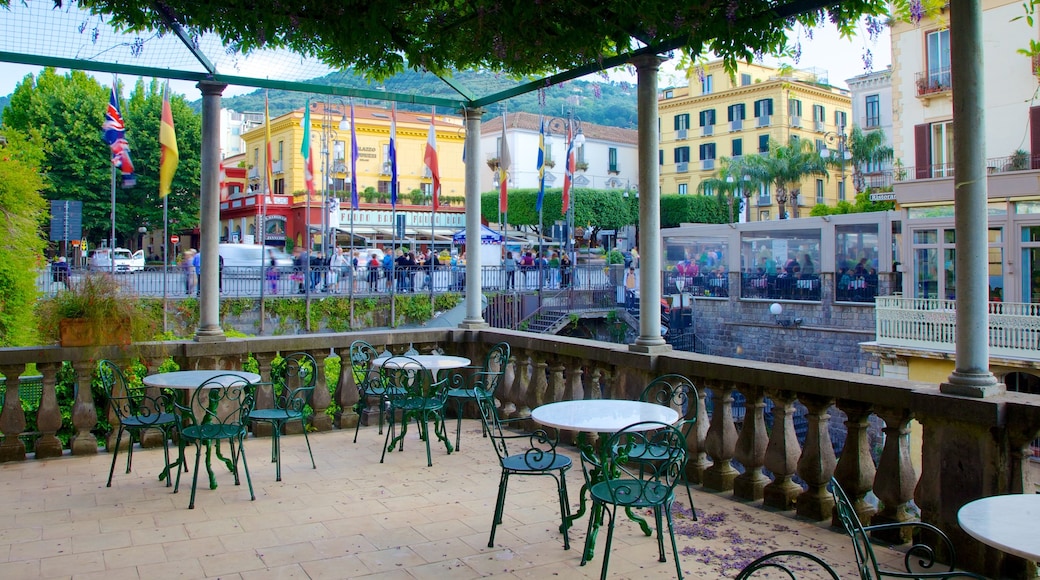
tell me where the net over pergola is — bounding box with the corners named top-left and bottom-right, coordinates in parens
top-left (0, 0), bottom-right (889, 108)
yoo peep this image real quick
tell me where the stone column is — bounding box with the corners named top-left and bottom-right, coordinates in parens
top-left (685, 386), bottom-right (712, 485)
top-left (796, 395), bottom-right (836, 521)
top-left (195, 80), bottom-right (228, 343)
top-left (763, 390), bottom-right (802, 510)
top-left (832, 400), bottom-right (877, 527)
top-left (733, 385), bottom-right (769, 500)
top-left (942, 0), bottom-right (1000, 398)
top-left (0, 364), bottom-right (27, 461)
top-left (34, 362), bottom-right (64, 459)
top-left (69, 359), bottom-right (98, 455)
top-left (460, 106), bottom-right (488, 329)
top-left (702, 382), bottom-right (739, 491)
top-left (333, 346), bottom-right (360, 430)
top-left (630, 53), bottom-right (668, 352)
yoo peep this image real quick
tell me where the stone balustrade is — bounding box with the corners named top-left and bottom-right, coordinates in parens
top-left (1, 328), bottom-right (1038, 577)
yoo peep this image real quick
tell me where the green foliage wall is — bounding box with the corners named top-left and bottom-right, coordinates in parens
top-left (659, 194), bottom-right (731, 227)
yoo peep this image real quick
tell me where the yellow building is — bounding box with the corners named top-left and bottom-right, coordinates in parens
top-left (658, 61), bottom-right (853, 220)
top-left (241, 103), bottom-right (465, 203)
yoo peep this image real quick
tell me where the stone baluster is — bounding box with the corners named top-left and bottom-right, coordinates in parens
top-left (0, 364), bottom-right (27, 462)
top-left (832, 400), bottom-right (877, 527)
top-left (763, 390), bottom-right (802, 510)
top-left (548, 360), bottom-right (566, 402)
top-left (733, 384), bottom-right (769, 500)
top-left (563, 359), bottom-right (584, 402)
top-left (512, 349), bottom-right (532, 417)
top-left (69, 359), bottom-right (98, 455)
top-left (870, 408), bottom-right (917, 543)
top-left (685, 384), bottom-right (711, 485)
top-left (587, 366), bottom-right (604, 401)
top-left (252, 352), bottom-right (276, 437)
top-left (796, 395), bottom-right (837, 521)
top-left (308, 350), bottom-right (332, 432)
top-left (333, 345), bottom-right (359, 430)
top-left (702, 380), bottom-right (739, 491)
top-left (33, 362), bottom-right (63, 459)
top-left (498, 353), bottom-right (518, 417)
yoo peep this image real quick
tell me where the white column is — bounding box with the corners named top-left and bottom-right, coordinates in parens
top-left (631, 54), bottom-right (669, 351)
top-left (195, 81), bottom-right (227, 343)
top-left (941, 0), bottom-right (1001, 397)
top-left (460, 107), bottom-right (488, 328)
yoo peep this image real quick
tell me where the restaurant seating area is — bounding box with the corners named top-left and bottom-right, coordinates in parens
top-left (0, 420), bottom-right (918, 580)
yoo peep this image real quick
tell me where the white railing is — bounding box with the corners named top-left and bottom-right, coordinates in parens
top-left (875, 296), bottom-right (1040, 361)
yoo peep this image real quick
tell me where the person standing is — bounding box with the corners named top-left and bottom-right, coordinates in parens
top-left (51, 257), bottom-right (71, 291)
top-left (560, 253), bottom-right (572, 288)
top-left (330, 247), bottom-right (348, 293)
top-left (266, 249), bottom-right (280, 294)
top-left (503, 251), bottom-right (517, 290)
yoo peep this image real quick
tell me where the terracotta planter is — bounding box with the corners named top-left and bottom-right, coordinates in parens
top-left (59, 318), bottom-right (131, 347)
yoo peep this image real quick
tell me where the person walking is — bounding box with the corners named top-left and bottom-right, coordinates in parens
top-left (503, 251), bottom-right (517, 290)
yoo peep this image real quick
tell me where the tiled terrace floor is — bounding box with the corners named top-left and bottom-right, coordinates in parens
top-left (0, 420), bottom-right (913, 579)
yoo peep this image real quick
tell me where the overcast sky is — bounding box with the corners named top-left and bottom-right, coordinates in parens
top-left (0, 23), bottom-right (889, 101)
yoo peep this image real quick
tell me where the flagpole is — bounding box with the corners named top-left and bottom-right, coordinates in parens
top-left (110, 165), bottom-right (116, 275)
top-left (163, 194), bottom-right (168, 333)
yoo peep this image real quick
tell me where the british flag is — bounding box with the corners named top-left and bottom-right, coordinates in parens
top-left (102, 84), bottom-right (136, 187)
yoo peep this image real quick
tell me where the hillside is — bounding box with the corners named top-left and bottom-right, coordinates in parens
top-left (208, 69), bottom-right (641, 128)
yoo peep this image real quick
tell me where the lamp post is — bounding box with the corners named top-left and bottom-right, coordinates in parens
top-left (545, 113), bottom-right (584, 271)
top-left (315, 98), bottom-right (348, 255)
top-left (821, 130), bottom-right (852, 202)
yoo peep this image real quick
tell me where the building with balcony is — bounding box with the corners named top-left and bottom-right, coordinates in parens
top-left (230, 104), bottom-right (466, 250)
top-left (219, 108), bottom-right (263, 158)
top-left (479, 112), bottom-right (639, 194)
top-left (658, 61), bottom-right (852, 220)
top-left (846, 66), bottom-right (895, 192)
top-left (879, 1), bottom-right (1040, 387)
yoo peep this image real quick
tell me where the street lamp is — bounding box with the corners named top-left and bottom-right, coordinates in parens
top-left (312, 98), bottom-right (348, 255)
top-left (544, 113), bottom-right (584, 268)
top-left (820, 130), bottom-right (852, 202)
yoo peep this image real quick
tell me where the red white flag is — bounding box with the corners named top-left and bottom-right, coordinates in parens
top-left (424, 108), bottom-right (441, 211)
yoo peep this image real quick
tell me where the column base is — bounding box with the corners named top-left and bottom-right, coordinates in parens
top-left (308, 413), bottom-right (332, 432)
top-left (69, 433), bottom-right (98, 455)
top-left (335, 410), bottom-right (359, 430)
top-left (628, 342), bottom-right (672, 354)
top-left (194, 328), bottom-right (227, 343)
top-left (702, 463), bottom-right (738, 491)
top-left (733, 470), bottom-right (769, 500)
top-left (34, 435), bottom-right (64, 459)
top-left (940, 372), bottom-right (1004, 398)
top-left (763, 479), bottom-right (801, 510)
top-left (458, 319), bottom-right (489, 329)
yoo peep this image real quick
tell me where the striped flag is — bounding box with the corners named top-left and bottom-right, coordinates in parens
top-left (389, 103), bottom-right (398, 208)
top-left (535, 117), bottom-right (546, 213)
top-left (562, 122), bottom-right (574, 217)
top-left (158, 82), bottom-right (178, 197)
top-left (301, 100), bottom-right (316, 196)
top-left (350, 101), bottom-right (359, 210)
top-left (102, 83), bottom-right (136, 187)
top-left (424, 108), bottom-right (441, 211)
top-left (498, 112), bottom-right (510, 214)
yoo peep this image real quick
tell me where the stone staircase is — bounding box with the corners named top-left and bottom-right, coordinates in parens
top-left (525, 308), bottom-right (570, 334)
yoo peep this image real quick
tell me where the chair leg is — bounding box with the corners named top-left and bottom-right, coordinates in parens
top-left (421, 413), bottom-right (433, 467)
top-left (188, 442), bottom-right (203, 509)
top-left (125, 430), bottom-right (135, 474)
top-left (654, 505), bottom-right (666, 562)
top-left (685, 481), bottom-right (697, 520)
top-left (160, 428), bottom-right (172, 488)
top-left (557, 472), bottom-right (570, 550)
top-left (301, 420), bottom-right (316, 469)
top-left (454, 398), bottom-right (463, 451)
top-left (173, 438), bottom-right (186, 494)
top-left (106, 426), bottom-right (125, 487)
top-left (665, 502), bottom-right (684, 580)
top-left (380, 410), bottom-right (395, 463)
top-left (580, 499), bottom-right (600, 567)
top-left (488, 471), bottom-right (509, 548)
top-left (352, 400), bottom-right (364, 443)
top-left (238, 436), bottom-right (255, 501)
top-left (272, 423), bottom-right (282, 482)
top-left (598, 505), bottom-right (617, 580)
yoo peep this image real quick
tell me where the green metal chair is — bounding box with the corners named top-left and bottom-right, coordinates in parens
top-left (474, 394), bottom-right (571, 550)
top-left (634, 374), bottom-right (698, 516)
top-left (580, 421), bottom-right (688, 580)
top-left (350, 340), bottom-right (388, 442)
top-left (97, 360), bottom-right (179, 488)
top-left (831, 477), bottom-right (988, 579)
top-left (171, 373), bottom-right (256, 509)
top-left (248, 352), bottom-right (317, 481)
top-left (379, 355), bottom-right (452, 467)
top-left (447, 341), bottom-right (510, 451)
top-left (738, 478), bottom-right (989, 579)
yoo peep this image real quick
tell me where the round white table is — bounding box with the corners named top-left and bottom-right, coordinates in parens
top-left (532, 399), bottom-right (680, 433)
top-left (958, 494), bottom-right (1040, 561)
top-left (373, 354), bottom-right (471, 371)
top-left (143, 370), bottom-right (261, 389)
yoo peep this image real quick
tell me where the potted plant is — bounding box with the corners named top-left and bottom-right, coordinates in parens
top-left (36, 272), bottom-right (156, 347)
top-left (544, 159), bottom-right (556, 169)
top-left (486, 157), bottom-right (500, 172)
top-left (575, 161), bottom-right (589, 172)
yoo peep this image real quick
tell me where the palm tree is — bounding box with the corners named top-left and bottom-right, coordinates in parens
top-left (744, 138), bottom-right (828, 219)
top-left (697, 156), bottom-right (751, 222)
top-left (847, 126), bottom-right (894, 193)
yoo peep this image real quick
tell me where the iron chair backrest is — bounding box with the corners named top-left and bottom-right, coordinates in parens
top-left (97, 359), bottom-right (173, 426)
top-left (271, 352), bottom-right (317, 413)
top-left (171, 374), bottom-right (257, 435)
top-left (379, 356), bottom-right (448, 406)
top-left (349, 340), bottom-right (380, 386)
top-left (639, 373), bottom-right (698, 433)
top-left (476, 341), bottom-right (510, 394)
top-left (475, 393), bottom-right (562, 469)
top-left (830, 477), bottom-right (984, 579)
top-left (593, 421), bottom-right (689, 507)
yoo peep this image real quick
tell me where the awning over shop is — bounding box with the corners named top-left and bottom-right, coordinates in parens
top-left (452, 225), bottom-right (503, 245)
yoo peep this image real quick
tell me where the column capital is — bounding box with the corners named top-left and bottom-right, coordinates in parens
top-left (629, 53), bottom-right (668, 71)
top-left (196, 81), bottom-right (228, 97)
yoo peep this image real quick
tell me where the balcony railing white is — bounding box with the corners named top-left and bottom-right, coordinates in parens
top-left (875, 296), bottom-right (1040, 361)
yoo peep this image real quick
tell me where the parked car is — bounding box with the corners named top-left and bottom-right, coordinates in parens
top-left (218, 243), bottom-right (293, 276)
top-left (88, 248), bottom-right (144, 273)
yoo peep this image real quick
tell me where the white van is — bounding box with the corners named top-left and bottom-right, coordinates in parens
top-left (89, 248), bottom-right (144, 273)
top-left (218, 244), bottom-right (293, 276)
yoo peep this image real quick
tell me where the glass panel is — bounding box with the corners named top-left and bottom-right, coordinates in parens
top-left (739, 229), bottom-right (822, 301)
top-left (943, 248), bottom-right (956, 300)
top-left (913, 229), bottom-right (938, 244)
top-left (989, 246), bottom-right (1004, 301)
top-left (1022, 247), bottom-right (1040, 303)
top-left (892, 221), bottom-right (903, 294)
top-left (662, 237), bottom-right (729, 297)
top-left (1022, 225), bottom-right (1040, 242)
top-left (915, 248), bottom-right (939, 298)
top-left (1016, 201), bottom-right (1040, 215)
top-left (835, 224), bottom-right (880, 302)
top-left (944, 229), bottom-right (955, 244)
top-left (908, 206), bottom-right (955, 219)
